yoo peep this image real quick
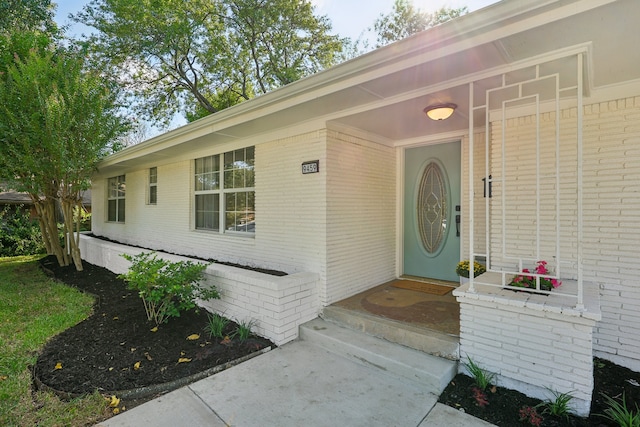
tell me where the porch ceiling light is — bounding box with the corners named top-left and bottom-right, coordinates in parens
top-left (424, 103), bottom-right (457, 121)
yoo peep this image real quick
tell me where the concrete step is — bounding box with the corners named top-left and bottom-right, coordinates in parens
top-left (299, 318), bottom-right (457, 394)
top-left (321, 305), bottom-right (459, 360)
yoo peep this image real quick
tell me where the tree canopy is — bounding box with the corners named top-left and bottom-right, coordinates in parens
top-left (0, 0), bottom-right (58, 34)
top-left (0, 30), bottom-right (128, 269)
top-left (372, 0), bottom-right (468, 48)
top-left (73, 0), bottom-right (346, 125)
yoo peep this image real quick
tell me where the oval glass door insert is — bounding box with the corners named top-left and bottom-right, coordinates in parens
top-left (417, 161), bottom-right (448, 254)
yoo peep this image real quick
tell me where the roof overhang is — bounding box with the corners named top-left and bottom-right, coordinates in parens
top-left (97, 0), bottom-right (640, 173)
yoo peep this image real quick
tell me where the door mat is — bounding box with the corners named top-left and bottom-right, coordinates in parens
top-left (390, 280), bottom-right (454, 295)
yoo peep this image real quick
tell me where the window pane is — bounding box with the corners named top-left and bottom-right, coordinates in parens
top-left (225, 192), bottom-right (236, 212)
top-left (246, 146), bottom-right (255, 166)
top-left (226, 191), bottom-right (255, 232)
top-left (224, 151), bottom-right (234, 170)
top-left (149, 167), bottom-right (157, 184)
top-left (246, 168), bottom-right (255, 187)
top-left (195, 194), bottom-right (219, 230)
top-left (117, 199), bottom-right (125, 222)
top-left (234, 169), bottom-right (245, 188)
top-left (149, 186), bottom-right (157, 204)
top-left (224, 164), bottom-right (234, 188)
top-left (234, 148), bottom-right (245, 164)
top-left (108, 200), bottom-right (116, 222)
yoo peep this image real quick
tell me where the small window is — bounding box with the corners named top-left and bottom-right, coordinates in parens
top-left (107, 175), bottom-right (126, 222)
top-left (149, 167), bottom-right (157, 204)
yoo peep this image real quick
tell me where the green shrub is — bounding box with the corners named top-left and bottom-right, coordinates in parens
top-left (540, 389), bottom-right (574, 419)
top-left (118, 252), bottom-right (220, 326)
top-left (464, 356), bottom-right (496, 391)
top-left (0, 204), bottom-right (45, 256)
top-left (233, 318), bottom-right (257, 341)
top-left (600, 392), bottom-right (640, 427)
top-left (204, 312), bottom-right (230, 338)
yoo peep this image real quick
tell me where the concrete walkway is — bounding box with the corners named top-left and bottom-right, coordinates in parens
top-left (96, 340), bottom-right (494, 427)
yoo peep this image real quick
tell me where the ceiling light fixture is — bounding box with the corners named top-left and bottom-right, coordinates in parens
top-left (424, 103), bottom-right (457, 121)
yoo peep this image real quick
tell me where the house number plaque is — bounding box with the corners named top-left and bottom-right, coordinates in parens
top-left (302, 160), bottom-right (320, 174)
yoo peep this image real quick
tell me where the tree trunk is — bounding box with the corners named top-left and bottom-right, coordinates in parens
top-left (60, 194), bottom-right (84, 271)
top-left (31, 195), bottom-right (68, 267)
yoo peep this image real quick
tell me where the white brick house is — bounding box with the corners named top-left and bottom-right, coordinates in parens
top-left (85, 0), bottom-right (640, 415)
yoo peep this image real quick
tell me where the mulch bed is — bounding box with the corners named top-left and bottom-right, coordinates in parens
top-left (438, 357), bottom-right (640, 426)
top-left (34, 256), bottom-right (274, 399)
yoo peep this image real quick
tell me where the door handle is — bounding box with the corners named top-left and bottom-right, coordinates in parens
top-left (456, 214), bottom-right (460, 237)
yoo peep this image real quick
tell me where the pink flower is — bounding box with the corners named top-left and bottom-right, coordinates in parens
top-left (535, 261), bottom-right (548, 275)
top-left (551, 279), bottom-right (561, 288)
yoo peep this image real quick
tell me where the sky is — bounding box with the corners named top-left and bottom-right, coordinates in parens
top-left (54, 0), bottom-right (499, 42)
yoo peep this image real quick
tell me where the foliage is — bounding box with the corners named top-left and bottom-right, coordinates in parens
top-left (205, 312), bottom-right (230, 339)
top-left (0, 256), bottom-right (109, 426)
top-left (509, 261), bottom-right (561, 291)
top-left (464, 357), bottom-right (495, 391)
top-left (0, 0), bottom-right (58, 35)
top-left (519, 406), bottom-right (543, 426)
top-left (472, 387), bottom-right (489, 407)
top-left (73, 0), bottom-right (345, 125)
top-left (0, 205), bottom-right (46, 256)
top-left (74, 205), bottom-right (92, 232)
top-left (539, 389), bottom-right (574, 419)
top-left (456, 260), bottom-right (486, 278)
top-left (600, 392), bottom-right (640, 427)
top-left (372, 0), bottom-right (467, 48)
top-left (0, 31), bottom-right (128, 270)
top-left (119, 252), bottom-right (220, 326)
top-left (233, 318), bottom-right (257, 341)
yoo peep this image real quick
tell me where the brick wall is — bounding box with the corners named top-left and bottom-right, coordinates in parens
top-left (583, 97), bottom-right (640, 371)
top-left (324, 129), bottom-right (396, 304)
top-left (92, 131), bottom-right (327, 276)
top-left (458, 95), bottom-right (640, 410)
top-left (455, 286), bottom-right (599, 416)
top-left (487, 97), bottom-right (640, 371)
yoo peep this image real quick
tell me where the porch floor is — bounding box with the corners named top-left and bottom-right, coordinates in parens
top-left (331, 277), bottom-right (460, 337)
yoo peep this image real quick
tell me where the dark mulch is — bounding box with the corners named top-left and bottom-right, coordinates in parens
top-left (34, 256), bottom-right (274, 401)
top-left (438, 358), bottom-right (640, 426)
top-left (85, 233), bottom-right (288, 276)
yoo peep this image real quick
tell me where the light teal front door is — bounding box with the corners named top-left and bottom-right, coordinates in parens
top-left (404, 142), bottom-right (461, 281)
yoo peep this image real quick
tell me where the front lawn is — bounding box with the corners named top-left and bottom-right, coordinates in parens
top-left (0, 256), bottom-right (110, 427)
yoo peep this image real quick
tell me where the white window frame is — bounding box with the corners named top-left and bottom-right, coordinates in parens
top-left (107, 175), bottom-right (126, 223)
top-left (148, 167), bottom-right (157, 205)
top-left (194, 147), bottom-right (255, 234)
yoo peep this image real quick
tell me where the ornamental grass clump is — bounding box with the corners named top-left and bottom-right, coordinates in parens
top-left (119, 252), bottom-right (219, 326)
top-left (509, 260), bottom-right (561, 291)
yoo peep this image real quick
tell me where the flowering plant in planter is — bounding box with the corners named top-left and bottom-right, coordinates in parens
top-left (456, 260), bottom-right (486, 278)
top-left (509, 260), bottom-right (561, 291)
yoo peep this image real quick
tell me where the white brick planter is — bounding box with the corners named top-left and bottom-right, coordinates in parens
top-left (453, 280), bottom-right (601, 417)
top-left (79, 234), bottom-right (319, 346)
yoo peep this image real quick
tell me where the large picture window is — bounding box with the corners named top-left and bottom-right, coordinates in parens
top-left (107, 175), bottom-right (126, 222)
top-left (194, 147), bottom-right (255, 233)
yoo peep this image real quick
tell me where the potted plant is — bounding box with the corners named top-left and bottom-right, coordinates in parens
top-left (508, 260), bottom-right (561, 292)
top-left (456, 260), bottom-right (486, 284)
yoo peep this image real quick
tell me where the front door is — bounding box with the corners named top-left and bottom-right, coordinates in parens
top-left (403, 142), bottom-right (461, 281)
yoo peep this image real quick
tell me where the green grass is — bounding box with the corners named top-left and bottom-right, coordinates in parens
top-left (0, 256), bottom-right (111, 427)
